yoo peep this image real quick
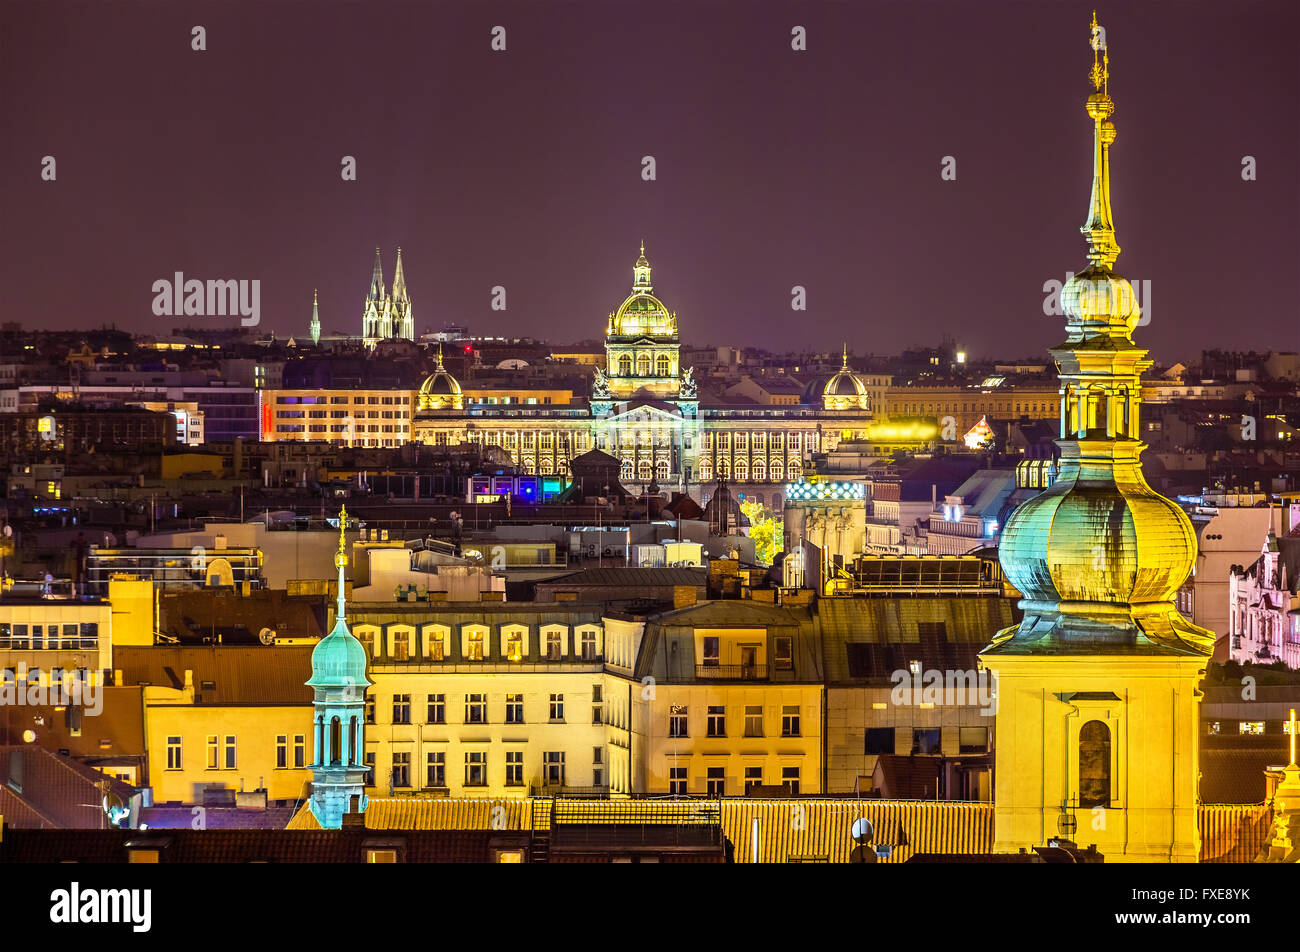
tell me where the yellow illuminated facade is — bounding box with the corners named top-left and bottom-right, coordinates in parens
top-left (979, 15), bottom-right (1212, 863)
top-left (412, 244), bottom-right (874, 503)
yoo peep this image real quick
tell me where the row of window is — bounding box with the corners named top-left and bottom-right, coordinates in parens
top-left (378, 690), bottom-right (602, 726)
top-left (701, 432), bottom-right (808, 450)
top-left (864, 726), bottom-right (989, 755)
top-left (276, 395), bottom-right (409, 405)
top-left (614, 354), bottom-right (675, 377)
top-left (165, 734), bottom-right (313, 771)
top-left (358, 626), bottom-right (600, 663)
top-left (0, 622), bottom-right (99, 649)
top-left (698, 458), bottom-right (802, 482)
top-left (400, 749), bottom-right (599, 789)
top-left (668, 765), bottom-right (802, 797)
top-left (668, 704), bottom-right (801, 739)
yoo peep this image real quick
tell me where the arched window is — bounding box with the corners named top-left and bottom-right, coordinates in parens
top-left (638, 459), bottom-right (653, 481)
top-left (655, 459), bottom-right (669, 481)
top-left (330, 716), bottom-right (342, 765)
top-left (636, 353), bottom-right (651, 377)
top-left (348, 716), bottom-right (357, 764)
top-left (787, 459), bottom-right (802, 480)
top-left (770, 460), bottom-right (783, 481)
top-left (656, 354), bottom-right (670, 377)
top-left (752, 460), bottom-right (766, 482)
top-left (620, 459), bottom-right (633, 480)
top-left (698, 460), bottom-right (711, 482)
top-left (618, 354), bottom-right (632, 376)
top-left (1079, 720), bottom-right (1111, 808)
top-left (733, 459), bottom-right (748, 481)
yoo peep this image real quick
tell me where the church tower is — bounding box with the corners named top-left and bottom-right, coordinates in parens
top-left (309, 289), bottom-right (321, 346)
top-left (391, 247), bottom-right (414, 341)
top-left (307, 505), bottom-right (372, 829)
top-left (361, 247), bottom-right (390, 349)
top-left (979, 13), bottom-right (1212, 862)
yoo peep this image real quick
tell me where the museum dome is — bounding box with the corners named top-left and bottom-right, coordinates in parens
top-left (823, 346), bottom-right (868, 409)
top-left (418, 346), bottom-right (463, 409)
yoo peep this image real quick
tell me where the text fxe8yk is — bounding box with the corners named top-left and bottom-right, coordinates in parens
top-left (890, 666), bottom-right (998, 716)
top-left (50, 883), bottom-right (151, 933)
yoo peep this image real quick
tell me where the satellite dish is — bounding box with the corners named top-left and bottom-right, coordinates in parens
top-left (851, 817), bottom-right (874, 845)
top-left (259, 627), bottom-right (277, 645)
top-left (2, 525), bottom-right (11, 537)
top-left (21, 729), bottom-right (35, 743)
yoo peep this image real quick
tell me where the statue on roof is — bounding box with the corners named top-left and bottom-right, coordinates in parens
top-left (593, 365), bottom-right (611, 399)
top-left (680, 366), bottom-right (697, 399)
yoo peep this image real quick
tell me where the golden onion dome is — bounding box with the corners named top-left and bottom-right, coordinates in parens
top-left (611, 292), bottom-right (675, 337)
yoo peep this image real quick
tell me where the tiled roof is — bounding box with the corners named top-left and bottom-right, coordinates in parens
top-left (0, 746), bottom-right (136, 829)
top-left (539, 567), bottom-right (707, 588)
top-left (1199, 743), bottom-right (1289, 804)
top-left (114, 646), bottom-right (314, 705)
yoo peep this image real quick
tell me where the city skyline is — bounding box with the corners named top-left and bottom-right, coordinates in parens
top-left (0, 0), bottom-right (1295, 356)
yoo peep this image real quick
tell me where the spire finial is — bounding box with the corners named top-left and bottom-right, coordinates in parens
top-left (436, 343), bottom-right (444, 369)
top-left (1081, 11), bottom-right (1119, 268)
top-left (841, 342), bottom-right (849, 371)
top-left (640, 238), bottom-right (645, 257)
top-left (1290, 708), bottom-right (1297, 767)
top-left (335, 504), bottom-right (348, 620)
top-left (313, 288), bottom-right (318, 306)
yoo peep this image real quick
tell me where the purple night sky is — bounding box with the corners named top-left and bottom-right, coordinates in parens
top-left (1, 0), bottom-right (1296, 360)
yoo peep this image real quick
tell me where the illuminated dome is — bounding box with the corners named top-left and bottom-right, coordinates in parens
top-left (418, 346), bottom-right (463, 409)
top-left (1061, 263), bottom-right (1141, 334)
top-left (608, 242), bottom-right (677, 339)
top-left (823, 346), bottom-right (869, 410)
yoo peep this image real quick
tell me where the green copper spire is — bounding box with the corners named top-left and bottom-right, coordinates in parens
top-left (987, 16), bottom-right (1211, 658)
top-left (307, 505), bottom-right (371, 828)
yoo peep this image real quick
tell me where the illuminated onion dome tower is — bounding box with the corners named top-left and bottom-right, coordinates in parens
top-left (417, 345), bottom-right (464, 410)
top-left (987, 17), bottom-right (1212, 657)
top-left (823, 345), bottom-right (869, 410)
top-left (307, 505), bottom-right (372, 829)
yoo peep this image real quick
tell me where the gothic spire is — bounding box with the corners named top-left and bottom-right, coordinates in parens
top-left (392, 246), bottom-right (408, 303)
top-left (368, 247), bottom-right (385, 300)
top-left (1082, 10), bottom-right (1120, 268)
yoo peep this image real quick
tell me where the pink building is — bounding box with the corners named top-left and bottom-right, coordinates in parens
top-left (1228, 527), bottom-right (1300, 668)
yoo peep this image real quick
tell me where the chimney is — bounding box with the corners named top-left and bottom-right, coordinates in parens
top-left (114, 669), bottom-right (123, 687)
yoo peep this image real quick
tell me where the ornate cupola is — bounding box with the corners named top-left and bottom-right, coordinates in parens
top-left (823, 344), bottom-right (869, 410)
top-left (979, 14), bottom-right (1210, 864)
top-left (603, 241), bottom-right (682, 400)
top-left (988, 13), bottom-right (1211, 657)
top-left (307, 505), bottom-right (371, 829)
top-left (418, 345), bottom-right (464, 410)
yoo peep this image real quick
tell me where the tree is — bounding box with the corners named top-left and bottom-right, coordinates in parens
top-left (740, 500), bottom-right (783, 566)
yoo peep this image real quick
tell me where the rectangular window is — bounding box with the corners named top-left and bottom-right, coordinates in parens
top-left (744, 766), bottom-right (763, 794)
top-left (549, 693), bottom-right (565, 722)
top-left (707, 705), bottom-right (726, 737)
top-left (294, 734), bottom-right (306, 768)
top-left (364, 752), bottom-right (376, 786)
top-left (504, 630), bottom-right (523, 662)
top-left (669, 766), bottom-right (688, 796)
top-left (744, 705), bottom-right (764, 737)
top-left (782, 766), bottom-right (801, 795)
top-left (958, 727), bottom-right (989, 753)
top-left (427, 694), bottom-right (445, 724)
top-left (466, 632), bottom-right (485, 661)
top-left (706, 766), bottom-right (725, 798)
top-left (702, 637), bottom-right (719, 666)
top-left (580, 630), bottom-right (597, 660)
top-left (544, 751), bottom-right (565, 786)
top-left (276, 734), bottom-right (288, 768)
top-left (912, 728), bottom-right (941, 755)
top-left (668, 705), bottom-right (688, 738)
top-left (166, 736), bottom-right (182, 770)
top-left (465, 751), bottom-right (487, 787)
top-left (781, 705), bottom-right (801, 737)
top-left (865, 727), bottom-right (895, 755)
top-left (391, 752), bottom-right (411, 788)
top-left (505, 751), bottom-right (524, 787)
top-left (427, 751), bottom-right (446, 787)
top-left (206, 735), bottom-right (218, 769)
top-left (773, 637), bottom-right (794, 670)
top-left (545, 631), bottom-right (562, 661)
top-left (505, 694), bottom-right (524, 723)
top-left (465, 694), bottom-right (487, 724)
top-left (392, 694), bottom-right (411, 724)
top-left (223, 735), bottom-right (237, 769)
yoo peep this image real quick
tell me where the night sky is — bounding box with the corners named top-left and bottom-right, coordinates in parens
top-left (1, 0), bottom-right (1296, 360)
